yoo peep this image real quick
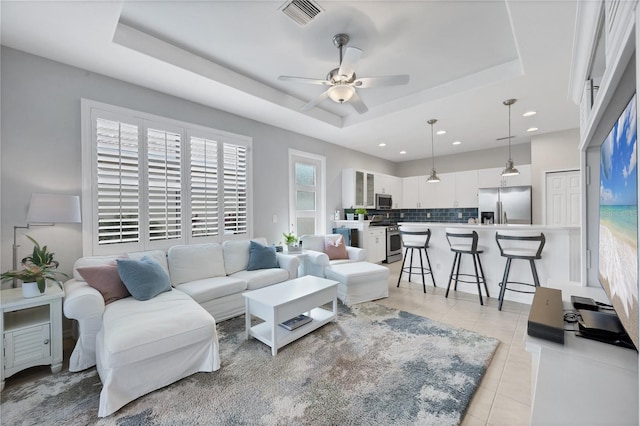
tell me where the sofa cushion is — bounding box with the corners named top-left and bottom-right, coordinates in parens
top-left (230, 268), bottom-right (289, 290)
top-left (174, 276), bottom-right (247, 304)
top-left (77, 261), bottom-right (131, 305)
top-left (117, 256), bottom-right (172, 301)
top-left (100, 290), bottom-right (215, 368)
top-left (247, 240), bottom-right (279, 270)
top-left (325, 235), bottom-right (349, 260)
top-left (73, 250), bottom-right (169, 282)
top-left (222, 238), bottom-right (268, 275)
top-left (168, 243), bottom-right (226, 286)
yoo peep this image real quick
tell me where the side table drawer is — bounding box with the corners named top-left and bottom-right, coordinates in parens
top-left (4, 323), bottom-right (51, 370)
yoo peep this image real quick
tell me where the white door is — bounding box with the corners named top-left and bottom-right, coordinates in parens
top-left (545, 170), bottom-right (580, 226)
top-left (289, 150), bottom-right (326, 236)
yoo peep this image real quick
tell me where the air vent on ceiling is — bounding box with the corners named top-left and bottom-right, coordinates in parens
top-left (280, 0), bottom-right (323, 27)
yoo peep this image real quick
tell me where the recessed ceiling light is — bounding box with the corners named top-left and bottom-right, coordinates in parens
top-left (400, 150), bottom-right (407, 155)
top-left (436, 130), bottom-right (446, 135)
top-left (527, 127), bottom-right (539, 132)
top-left (523, 111), bottom-right (537, 117)
top-left (452, 141), bottom-right (461, 145)
top-left (378, 143), bottom-right (386, 147)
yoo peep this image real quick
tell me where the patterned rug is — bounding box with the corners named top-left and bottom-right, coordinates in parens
top-left (1, 303), bottom-right (499, 425)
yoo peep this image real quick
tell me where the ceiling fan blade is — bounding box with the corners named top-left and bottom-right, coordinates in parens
top-left (354, 75), bottom-right (410, 88)
top-left (278, 76), bottom-right (331, 86)
top-left (301, 90), bottom-right (329, 111)
top-left (338, 46), bottom-right (362, 79)
top-left (349, 91), bottom-right (368, 114)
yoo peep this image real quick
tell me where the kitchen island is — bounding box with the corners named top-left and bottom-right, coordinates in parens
top-left (397, 223), bottom-right (581, 305)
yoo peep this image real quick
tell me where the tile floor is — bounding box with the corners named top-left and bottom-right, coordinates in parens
top-left (4, 261), bottom-right (534, 426)
top-left (384, 260), bottom-right (533, 426)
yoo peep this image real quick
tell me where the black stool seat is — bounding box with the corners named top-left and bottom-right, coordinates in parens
top-left (445, 228), bottom-right (490, 305)
top-left (397, 227), bottom-right (436, 292)
top-left (495, 231), bottom-right (546, 311)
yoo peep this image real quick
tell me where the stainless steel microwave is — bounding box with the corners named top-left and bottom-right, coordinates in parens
top-left (375, 193), bottom-right (393, 210)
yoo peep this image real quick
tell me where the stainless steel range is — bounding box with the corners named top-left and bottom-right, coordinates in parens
top-left (371, 222), bottom-right (402, 263)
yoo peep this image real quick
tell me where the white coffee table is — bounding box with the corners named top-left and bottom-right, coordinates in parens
top-left (243, 275), bottom-right (338, 356)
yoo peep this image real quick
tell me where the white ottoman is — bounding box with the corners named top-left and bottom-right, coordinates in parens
top-left (324, 262), bottom-right (389, 305)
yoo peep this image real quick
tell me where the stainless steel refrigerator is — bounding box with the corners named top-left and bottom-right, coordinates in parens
top-left (478, 185), bottom-right (532, 224)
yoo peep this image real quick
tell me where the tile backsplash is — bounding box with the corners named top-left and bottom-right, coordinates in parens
top-left (349, 208), bottom-right (479, 223)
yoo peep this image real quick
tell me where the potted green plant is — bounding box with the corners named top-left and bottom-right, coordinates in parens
top-left (282, 231), bottom-right (300, 253)
top-left (355, 208), bottom-right (367, 221)
top-left (1, 236), bottom-right (67, 298)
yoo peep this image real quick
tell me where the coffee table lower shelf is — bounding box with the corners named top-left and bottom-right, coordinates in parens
top-left (248, 307), bottom-right (335, 353)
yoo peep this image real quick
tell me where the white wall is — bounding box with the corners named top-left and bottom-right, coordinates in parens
top-left (0, 47), bottom-right (396, 283)
top-left (530, 128), bottom-right (581, 224)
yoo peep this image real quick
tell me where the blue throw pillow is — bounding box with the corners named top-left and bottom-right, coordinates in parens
top-left (247, 241), bottom-right (279, 271)
top-left (116, 256), bottom-right (171, 301)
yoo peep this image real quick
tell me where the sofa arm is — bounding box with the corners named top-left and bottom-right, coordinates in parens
top-left (304, 249), bottom-right (330, 266)
top-left (63, 279), bottom-right (105, 372)
top-left (275, 253), bottom-right (301, 279)
top-left (346, 246), bottom-right (367, 261)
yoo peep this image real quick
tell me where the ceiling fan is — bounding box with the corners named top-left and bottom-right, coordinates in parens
top-left (278, 33), bottom-right (410, 114)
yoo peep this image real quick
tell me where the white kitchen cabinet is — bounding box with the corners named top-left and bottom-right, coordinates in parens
top-left (502, 164), bottom-right (531, 186)
top-left (429, 172), bottom-right (456, 208)
top-left (422, 170), bottom-right (477, 208)
top-left (401, 176), bottom-right (422, 208)
top-left (455, 170), bottom-right (479, 207)
top-left (366, 227), bottom-right (386, 263)
top-left (374, 173), bottom-right (402, 208)
top-left (342, 169), bottom-right (375, 209)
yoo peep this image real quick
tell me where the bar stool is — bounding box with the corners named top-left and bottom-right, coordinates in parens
top-left (396, 226), bottom-right (436, 292)
top-left (445, 228), bottom-right (490, 305)
top-left (495, 231), bottom-right (546, 311)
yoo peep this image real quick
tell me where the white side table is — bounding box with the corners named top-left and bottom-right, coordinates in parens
top-left (0, 284), bottom-right (64, 391)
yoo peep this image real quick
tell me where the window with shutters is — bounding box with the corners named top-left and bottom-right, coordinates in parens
top-left (82, 99), bottom-right (252, 256)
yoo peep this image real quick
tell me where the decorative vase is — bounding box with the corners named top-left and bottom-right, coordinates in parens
top-left (346, 213), bottom-right (355, 221)
top-left (22, 282), bottom-right (45, 298)
top-left (358, 214), bottom-right (365, 221)
top-left (287, 244), bottom-right (301, 254)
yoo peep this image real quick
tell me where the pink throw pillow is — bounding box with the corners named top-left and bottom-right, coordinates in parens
top-left (77, 260), bottom-right (131, 305)
top-left (325, 235), bottom-right (349, 260)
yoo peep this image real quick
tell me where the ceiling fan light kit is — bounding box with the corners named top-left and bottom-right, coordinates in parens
top-left (501, 98), bottom-right (520, 177)
top-left (278, 33), bottom-right (409, 114)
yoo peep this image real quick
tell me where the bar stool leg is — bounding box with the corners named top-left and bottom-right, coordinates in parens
top-left (454, 253), bottom-right (462, 291)
top-left (408, 248), bottom-right (414, 283)
top-left (397, 248), bottom-right (409, 287)
top-left (472, 253), bottom-right (484, 305)
top-left (476, 254), bottom-right (490, 298)
top-left (418, 249), bottom-right (426, 293)
top-left (530, 259), bottom-right (541, 287)
top-left (446, 252), bottom-right (459, 298)
top-left (498, 258), bottom-right (512, 311)
top-left (424, 249), bottom-right (437, 287)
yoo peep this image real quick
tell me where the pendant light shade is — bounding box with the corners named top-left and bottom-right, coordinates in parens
top-left (426, 119), bottom-right (440, 183)
top-left (501, 98), bottom-right (520, 177)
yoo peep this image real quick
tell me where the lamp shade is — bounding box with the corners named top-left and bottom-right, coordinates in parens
top-left (26, 193), bottom-right (81, 224)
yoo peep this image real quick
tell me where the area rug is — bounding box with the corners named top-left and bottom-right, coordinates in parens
top-left (1, 303), bottom-right (499, 425)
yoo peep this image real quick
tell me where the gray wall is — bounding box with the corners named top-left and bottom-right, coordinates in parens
top-left (0, 47), bottom-right (395, 281)
top-left (394, 143), bottom-right (532, 177)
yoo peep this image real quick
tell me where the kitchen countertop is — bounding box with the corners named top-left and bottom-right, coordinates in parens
top-left (397, 222), bottom-right (579, 231)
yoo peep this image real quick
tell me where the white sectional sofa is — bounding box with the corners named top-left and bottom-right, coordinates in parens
top-left (62, 238), bottom-right (299, 416)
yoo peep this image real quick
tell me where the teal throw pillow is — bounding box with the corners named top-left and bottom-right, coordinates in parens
top-left (116, 256), bottom-right (171, 301)
top-left (247, 240), bottom-right (279, 271)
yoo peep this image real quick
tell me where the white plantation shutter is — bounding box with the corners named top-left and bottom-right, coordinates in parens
top-left (147, 127), bottom-right (182, 241)
top-left (96, 118), bottom-right (140, 245)
top-left (83, 100), bottom-right (252, 255)
top-left (190, 136), bottom-right (219, 237)
top-left (223, 142), bottom-right (248, 235)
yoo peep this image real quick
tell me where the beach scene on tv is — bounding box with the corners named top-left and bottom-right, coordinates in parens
top-left (599, 94), bottom-right (638, 347)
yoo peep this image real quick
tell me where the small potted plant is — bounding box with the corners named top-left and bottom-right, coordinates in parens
top-left (1, 236), bottom-right (67, 298)
top-left (355, 208), bottom-right (368, 221)
top-left (282, 231), bottom-right (301, 253)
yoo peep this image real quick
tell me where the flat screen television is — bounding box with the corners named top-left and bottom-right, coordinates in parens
top-left (598, 92), bottom-right (638, 349)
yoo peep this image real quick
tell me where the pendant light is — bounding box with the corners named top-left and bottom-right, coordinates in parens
top-left (426, 119), bottom-right (440, 183)
top-left (501, 98), bottom-right (520, 177)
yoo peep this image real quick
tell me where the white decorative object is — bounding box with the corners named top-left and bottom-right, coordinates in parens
top-left (346, 213), bottom-right (355, 220)
top-left (358, 214), bottom-right (365, 221)
top-left (21, 282), bottom-right (44, 298)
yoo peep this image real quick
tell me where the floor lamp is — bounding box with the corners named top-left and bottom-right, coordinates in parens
top-left (12, 193), bottom-right (81, 287)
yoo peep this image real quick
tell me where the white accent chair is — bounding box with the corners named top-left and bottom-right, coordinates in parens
top-left (299, 234), bottom-right (366, 277)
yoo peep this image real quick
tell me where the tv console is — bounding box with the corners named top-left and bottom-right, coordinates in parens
top-left (525, 284), bottom-right (638, 425)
